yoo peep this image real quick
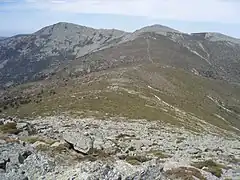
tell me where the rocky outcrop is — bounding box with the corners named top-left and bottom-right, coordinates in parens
top-left (0, 22), bottom-right (126, 87)
top-left (0, 143), bottom-right (55, 180)
top-left (63, 131), bottom-right (93, 154)
top-left (0, 116), bottom-right (240, 179)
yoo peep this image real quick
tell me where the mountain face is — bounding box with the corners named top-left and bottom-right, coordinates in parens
top-left (0, 22), bottom-right (126, 86)
top-left (0, 22), bottom-right (240, 132)
top-left (0, 22), bottom-right (240, 180)
top-left (0, 22), bottom-right (240, 87)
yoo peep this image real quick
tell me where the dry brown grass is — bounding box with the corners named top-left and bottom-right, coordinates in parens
top-left (0, 122), bottom-right (20, 135)
top-left (191, 160), bottom-right (225, 178)
top-left (165, 167), bottom-right (206, 180)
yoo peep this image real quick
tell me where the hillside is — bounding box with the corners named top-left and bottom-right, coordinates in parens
top-left (0, 22), bottom-right (240, 87)
top-left (0, 22), bottom-right (240, 180)
top-left (0, 22), bottom-right (126, 86)
top-left (0, 23), bottom-right (240, 132)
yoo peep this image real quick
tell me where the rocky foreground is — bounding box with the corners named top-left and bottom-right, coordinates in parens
top-left (0, 116), bottom-right (240, 180)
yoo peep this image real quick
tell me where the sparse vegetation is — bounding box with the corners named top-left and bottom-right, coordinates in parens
top-left (0, 64), bottom-right (239, 134)
top-left (125, 155), bottom-right (150, 165)
top-left (147, 150), bottom-right (169, 159)
top-left (192, 160), bottom-right (225, 178)
top-left (165, 167), bottom-right (206, 180)
top-left (20, 136), bottom-right (56, 145)
top-left (35, 144), bottom-right (49, 152)
top-left (0, 122), bottom-right (20, 134)
top-left (176, 137), bottom-right (185, 144)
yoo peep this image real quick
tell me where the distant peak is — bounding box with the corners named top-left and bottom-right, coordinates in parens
top-left (53, 22), bottom-right (88, 28)
top-left (145, 24), bottom-right (177, 29)
top-left (34, 22), bottom-right (94, 35)
top-left (192, 32), bottom-right (240, 44)
top-left (135, 24), bottom-right (180, 36)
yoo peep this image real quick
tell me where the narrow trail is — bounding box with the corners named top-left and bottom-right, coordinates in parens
top-left (146, 38), bottom-right (153, 63)
top-left (198, 42), bottom-right (210, 60)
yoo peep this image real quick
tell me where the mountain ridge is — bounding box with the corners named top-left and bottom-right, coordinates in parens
top-left (0, 21), bottom-right (239, 152)
top-left (3, 22), bottom-right (240, 40)
top-left (0, 22), bottom-right (240, 180)
top-left (1, 22), bottom-right (240, 87)
top-left (0, 22), bottom-right (240, 122)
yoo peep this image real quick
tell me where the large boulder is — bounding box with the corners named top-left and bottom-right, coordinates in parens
top-left (63, 131), bottom-right (93, 154)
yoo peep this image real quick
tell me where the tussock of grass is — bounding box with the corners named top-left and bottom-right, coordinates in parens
top-left (0, 123), bottom-right (20, 134)
top-left (165, 167), bottom-right (206, 180)
top-left (125, 155), bottom-right (150, 165)
top-left (73, 149), bottom-right (112, 162)
top-left (36, 144), bottom-right (49, 152)
top-left (147, 150), bottom-right (169, 159)
top-left (20, 136), bottom-right (56, 145)
top-left (192, 160), bottom-right (225, 178)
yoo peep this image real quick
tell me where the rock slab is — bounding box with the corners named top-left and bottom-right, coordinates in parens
top-left (63, 131), bottom-right (93, 154)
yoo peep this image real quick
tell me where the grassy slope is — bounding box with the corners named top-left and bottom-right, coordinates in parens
top-left (2, 64), bottom-right (240, 134)
top-left (1, 33), bottom-right (239, 134)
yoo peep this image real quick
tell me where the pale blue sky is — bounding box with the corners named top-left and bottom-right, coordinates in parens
top-left (1, 0), bottom-right (240, 38)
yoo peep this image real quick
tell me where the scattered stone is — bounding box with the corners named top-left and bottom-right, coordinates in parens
top-left (16, 123), bottom-right (28, 130)
top-left (0, 158), bottom-right (10, 172)
top-left (126, 163), bottom-right (164, 180)
top-left (1, 116), bottom-right (240, 179)
top-left (18, 151), bottom-right (32, 164)
top-left (0, 139), bottom-right (6, 144)
top-left (63, 131), bottom-right (93, 154)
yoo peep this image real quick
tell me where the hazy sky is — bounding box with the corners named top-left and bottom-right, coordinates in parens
top-left (1, 0), bottom-right (240, 38)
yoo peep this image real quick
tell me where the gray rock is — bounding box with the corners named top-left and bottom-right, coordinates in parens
top-left (126, 164), bottom-right (164, 180)
top-left (16, 123), bottom-right (28, 130)
top-left (1, 116), bottom-right (240, 179)
top-left (93, 137), bottom-right (117, 154)
top-left (63, 131), bottom-right (93, 154)
top-left (3, 120), bottom-right (15, 125)
top-left (0, 139), bottom-right (6, 144)
top-left (0, 119), bottom-right (4, 125)
top-left (0, 158), bottom-right (10, 172)
top-left (0, 142), bottom-right (55, 180)
top-left (86, 164), bottom-right (122, 180)
top-left (18, 151), bottom-right (32, 164)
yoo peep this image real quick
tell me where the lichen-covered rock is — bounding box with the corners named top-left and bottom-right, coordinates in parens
top-left (1, 116), bottom-right (240, 179)
top-left (63, 131), bottom-right (93, 154)
top-left (0, 143), bottom-right (55, 180)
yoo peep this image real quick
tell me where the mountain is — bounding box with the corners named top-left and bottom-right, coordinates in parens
top-left (0, 22), bottom-right (240, 88)
top-left (0, 22), bottom-right (240, 133)
top-left (192, 32), bottom-right (240, 44)
top-left (0, 23), bottom-right (240, 180)
top-left (0, 22), bottom-right (127, 86)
